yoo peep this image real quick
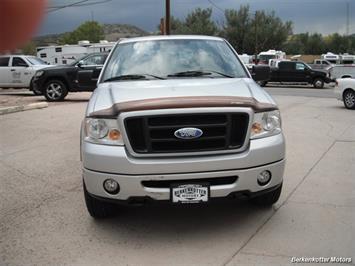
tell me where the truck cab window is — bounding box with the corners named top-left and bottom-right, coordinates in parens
top-left (12, 57), bottom-right (28, 67)
top-left (0, 57), bottom-right (10, 67)
top-left (296, 63), bottom-right (305, 71)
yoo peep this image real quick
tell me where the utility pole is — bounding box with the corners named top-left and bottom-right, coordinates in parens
top-left (347, 2), bottom-right (350, 35)
top-left (165, 0), bottom-right (171, 35)
top-left (254, 11), bottom-right (258, 64)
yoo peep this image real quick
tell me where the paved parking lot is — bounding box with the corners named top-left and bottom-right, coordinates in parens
top-left (0, 87), bottom-right (354, 266)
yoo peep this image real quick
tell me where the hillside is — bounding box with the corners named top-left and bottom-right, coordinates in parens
top-left (33, 24), bottom-right (148, 46)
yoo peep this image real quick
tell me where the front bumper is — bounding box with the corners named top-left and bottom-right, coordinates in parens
top-left (83, 159), bottom-right (285, 201)
top-left (31, 76), bottom-right (46, 92)
top-left (82, 133), bottom-right (285, 201)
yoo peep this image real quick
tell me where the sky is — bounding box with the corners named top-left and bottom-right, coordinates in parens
top-left (38, 0), bottom-right (355, 36)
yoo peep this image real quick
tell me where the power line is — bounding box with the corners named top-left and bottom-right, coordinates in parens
top-left (207, 0), bottom-right (224, 13)
top-left (47, 0), bottom-right (112, 13)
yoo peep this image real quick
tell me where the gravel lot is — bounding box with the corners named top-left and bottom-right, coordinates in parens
top-left (0, 88), bottom-right (354, 266)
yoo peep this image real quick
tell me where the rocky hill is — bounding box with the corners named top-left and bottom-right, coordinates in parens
top-left (33, 24), bottom-right (148, 46)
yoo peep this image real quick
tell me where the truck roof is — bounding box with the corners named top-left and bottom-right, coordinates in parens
top-left (119, 35), bottom-right (225, 44)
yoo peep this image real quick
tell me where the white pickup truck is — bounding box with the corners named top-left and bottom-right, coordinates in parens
top-left (0, 55), bottom-right (52, 95)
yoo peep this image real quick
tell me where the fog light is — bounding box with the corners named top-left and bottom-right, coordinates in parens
top-left (257, 170), bottom-right (271, 186)
top-left (103, 179), bottom-right (120, 194)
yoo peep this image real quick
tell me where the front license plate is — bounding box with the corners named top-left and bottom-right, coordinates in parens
top-left (171, 184), bottom-right (209, 204)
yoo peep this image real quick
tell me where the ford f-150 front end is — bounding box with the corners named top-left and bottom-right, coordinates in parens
top-left (80, 35), bottom-right (285, 218)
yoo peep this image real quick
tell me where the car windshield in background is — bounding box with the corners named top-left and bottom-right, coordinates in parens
top-left (27, 57), bottom-right (47, 65)
top-left (102, 39), bottom-right (248, 82)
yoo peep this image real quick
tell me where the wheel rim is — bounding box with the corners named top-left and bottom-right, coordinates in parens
top-left (315, 80), bottom-right (322, 87)
top-left (344, 91), bottom-right (355, 107)
top-left (46, 83), bottom-right (62, 100)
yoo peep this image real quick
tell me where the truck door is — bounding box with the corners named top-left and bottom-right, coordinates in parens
top-left (0, 57), bottom-right (11, 87)
top-left (278, 61), bottom-right (294, 82)
top-left (10, 57), bottom-right (32, 87)
top-left (76, 54), bottom-right (107, 91)
top-left (294, 62), bottom-right (309, 82)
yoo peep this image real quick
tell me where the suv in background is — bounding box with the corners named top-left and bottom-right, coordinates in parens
top-left (0, 55), bottom-right (52, 95)
top-left (81, 36), bottom-right (285, 219)
top-left (32, 52), bottom-right (108, 101)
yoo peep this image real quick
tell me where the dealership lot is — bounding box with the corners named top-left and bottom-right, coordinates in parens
top-left (0, 88), bottom-right (354, 265)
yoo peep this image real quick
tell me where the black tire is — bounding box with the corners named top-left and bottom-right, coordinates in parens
top-left (83, 182), bottom-right (117, 219)
top-left (343, 89), bottom-right (355, 109)
top-left (29, 78), bottom-right (42, 95)
top-left (313, 78), bottom-right (324, 89)
top-left (258, 81), bottom-right (268, 87)
top-left (43, 80), bottom-right (68, 101)
top-left (251, 183), bottom-right (282, 207)
top-left (32, 88), bottom-right (42, 96)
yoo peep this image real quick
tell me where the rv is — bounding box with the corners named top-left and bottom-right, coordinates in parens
top-left (36, 40), bottom-right (115, 65)
top-left (321, 52), bottom-right (355, 65)
top-left (258, 50), bottom-right (286, 65)
top-left (321, 52), bottom-right (340, 64)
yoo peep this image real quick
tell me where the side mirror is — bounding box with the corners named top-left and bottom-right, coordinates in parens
top-left (77, 60), bottom-right (84, 67)
top-left (251, 65), bottom-right (270, 82)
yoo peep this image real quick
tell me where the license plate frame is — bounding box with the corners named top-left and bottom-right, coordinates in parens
top-left (171, 183), bottom-right (210, 204)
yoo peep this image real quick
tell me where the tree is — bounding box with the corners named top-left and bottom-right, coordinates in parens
top-left (21, 41), bottom-right (36, 55)
top-left (223, 6), bottom-right (251, 52)
top-left (183, 8), bottom-right (218, 35)
top-left (221, 5), bottom-right (293, 54)
top-left (60, 21), bottom-right (104, 44)
top-left (161, 8), bottom-right (218, 35)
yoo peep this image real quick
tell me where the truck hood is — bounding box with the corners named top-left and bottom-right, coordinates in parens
top-left (86, 78), bottom-right (277, 117)
top-left (32, 64), bottom-right (56, 70)
top-left (40, 65), bottom-right (75, 71)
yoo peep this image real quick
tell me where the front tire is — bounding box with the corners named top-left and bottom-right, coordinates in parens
top-left (258, 81), bottom-right (268, 87)
top-left (32, 88), bottom-right (42, 96)
top-left (313, 78), bottom-right (324, 89)
top-left (84, 182), bottom-right (117, 219)
top-left (343, 89), bottom-right (355, 109)
top-left (44, 80), bottom-right (68, 101)
top-left (251, 183), bottom-right (282, 207)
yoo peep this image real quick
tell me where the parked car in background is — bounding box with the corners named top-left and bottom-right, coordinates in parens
top-left (334, 78), bottom-right (355, 109)
top-left (32, 52), bottom-right (108, 101)
top-left (0, 55), bottom-right (52, 95)
top-left (264, 60), bottom-right (331, 88)
top-left (81, 35), bottom-right (285, 219)
top-left (308, 59), bottom-right (333, 70)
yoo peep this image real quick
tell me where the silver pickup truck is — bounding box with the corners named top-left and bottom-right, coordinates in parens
top-left (80, 35), bottom-right (285, 218)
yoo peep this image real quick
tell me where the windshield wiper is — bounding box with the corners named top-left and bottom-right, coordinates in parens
top-left (167, 70), bottom-right (235, 78)
top-left (103, 74), bottom-right (165, 82)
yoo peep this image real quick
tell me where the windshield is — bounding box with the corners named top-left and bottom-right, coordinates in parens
top-left (259, 55), bottom-right (275, 62)
top-left (101, 39), bottom-right (248, 82)
top-left (27, 57), bottom-right (47, 65)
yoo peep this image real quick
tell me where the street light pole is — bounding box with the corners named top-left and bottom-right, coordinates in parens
top-left (165, 0), bottom-right (170, 35)
top-left (254, 11), bottom-right (258, 64)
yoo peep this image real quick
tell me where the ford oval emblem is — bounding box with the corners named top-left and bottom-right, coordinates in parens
top-left (174, 127), bottom-right (203, 139)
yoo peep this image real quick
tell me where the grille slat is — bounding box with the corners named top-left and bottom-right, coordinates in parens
top-left (124, 113), bottom-right (249, 154)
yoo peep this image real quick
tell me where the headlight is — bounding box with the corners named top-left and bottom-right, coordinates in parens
top-left (84, 118), bottom-right (124, 145)
top-left (35, 70), bottom-right (44, 77)
top-left (250, 110), bottom-right (282, 139)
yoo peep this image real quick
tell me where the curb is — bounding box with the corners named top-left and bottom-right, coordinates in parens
top-left (0, 102), bottom-right (48, 115)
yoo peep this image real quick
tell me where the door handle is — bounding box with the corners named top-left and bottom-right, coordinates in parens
top-left (10, 69), bottom-right (16, 72)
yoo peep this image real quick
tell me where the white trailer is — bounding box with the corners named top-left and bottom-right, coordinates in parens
top-left (36, 40), bottom-right (115, 65)
top-left (258, 50), bottom-right (286, 65)
top-left (321, 52), bottom-right (340, 64)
